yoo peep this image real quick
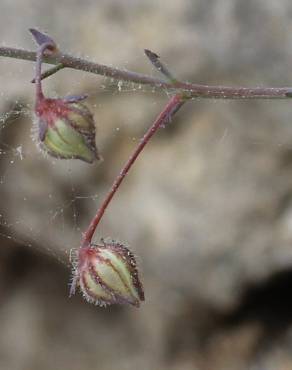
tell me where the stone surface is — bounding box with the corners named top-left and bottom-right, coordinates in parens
top-left (1, 1), bottom-right (292, 369)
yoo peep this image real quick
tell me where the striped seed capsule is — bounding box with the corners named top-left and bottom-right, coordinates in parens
top-left (34, 95), bottom-right (100, 163)
top-left (70, 240), bottom-right (145, 307)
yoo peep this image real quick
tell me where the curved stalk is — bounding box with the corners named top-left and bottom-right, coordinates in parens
top-left (81, 94), bottom-right (186, 247)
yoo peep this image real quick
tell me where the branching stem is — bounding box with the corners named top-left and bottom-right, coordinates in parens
top-left (35, 42), bottom-right (54, 101)
top-left (1, 46), bottom-right (292, 100)
top-left (3, 35), bottom-right (292, 248)
top-left (31, 63), bottom-right (65, 83)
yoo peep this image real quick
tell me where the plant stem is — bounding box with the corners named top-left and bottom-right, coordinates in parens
top-left (31, 63), bottom-right (64, 83)
top-left (1, 46), bottom-right (292, 100)
top-left (144, 49), bottom-right (177, 83)
top-left (81, 94), bottom-right (186, 247)
top-left (35, 43), bottom-right (50, 100)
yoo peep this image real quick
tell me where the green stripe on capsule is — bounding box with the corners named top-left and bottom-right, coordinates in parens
top-left (97, 249), bottom-right (140, 303)
top-left (81, 270), bottom-right (113, 303)
top-left (44, 119), bottom-right (95, 163)
top-left (68, 103), bottom-right (95, 133)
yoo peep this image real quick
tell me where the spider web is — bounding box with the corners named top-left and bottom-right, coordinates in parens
top-left (1, 63), bottom-right (290, 272)
top-left (0, 69), bottom-right (161, 269)
top-left (0, 100), bottom-right (101, 267)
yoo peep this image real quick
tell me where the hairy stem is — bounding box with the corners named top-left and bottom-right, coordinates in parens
top-left (1, 46), bottom-right (292, 100)
top-left (31, 63), bottom-right (65, 83)
top-left (81, 94), bottom-right (186, 247)
top-left (35, 43), bottom-right (51, 100)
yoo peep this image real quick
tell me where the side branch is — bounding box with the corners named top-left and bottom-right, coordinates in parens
top-left (1, 46), bottom-right (292, 100)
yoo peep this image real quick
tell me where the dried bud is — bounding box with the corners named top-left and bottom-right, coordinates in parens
top-left (70, 240), bottom-right (145, 307)
top-left (34, 96), bottom-right (100, 163)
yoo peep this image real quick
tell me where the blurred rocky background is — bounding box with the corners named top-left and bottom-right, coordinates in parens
top-left (1, 0), bottom-right (292, 369)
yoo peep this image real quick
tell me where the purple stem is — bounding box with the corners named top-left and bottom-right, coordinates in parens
top-left (1, 46), bottom-right (292, 100)
top-left (34, 42), bottom-right (55, 101)
top-left (81, 94), bottom-right (185, 247)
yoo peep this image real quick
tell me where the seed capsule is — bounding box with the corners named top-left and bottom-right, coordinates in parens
top-left (34, 96), bottom-right (100, 163)
top-left (70, 240), bottom-right (145, 307)
top-left (30, 28), bottom-right (100, 163)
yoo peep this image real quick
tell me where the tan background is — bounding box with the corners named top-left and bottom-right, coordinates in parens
top-left (1, 1), bottom-right (292, 369)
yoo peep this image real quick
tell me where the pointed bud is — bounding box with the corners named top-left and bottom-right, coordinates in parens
top-left (70, 240), bottom-right (145, 307)
top-left (29, 28), bottom-right (58, 54)
top-left (34, 96), bottom-right (100, 163)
